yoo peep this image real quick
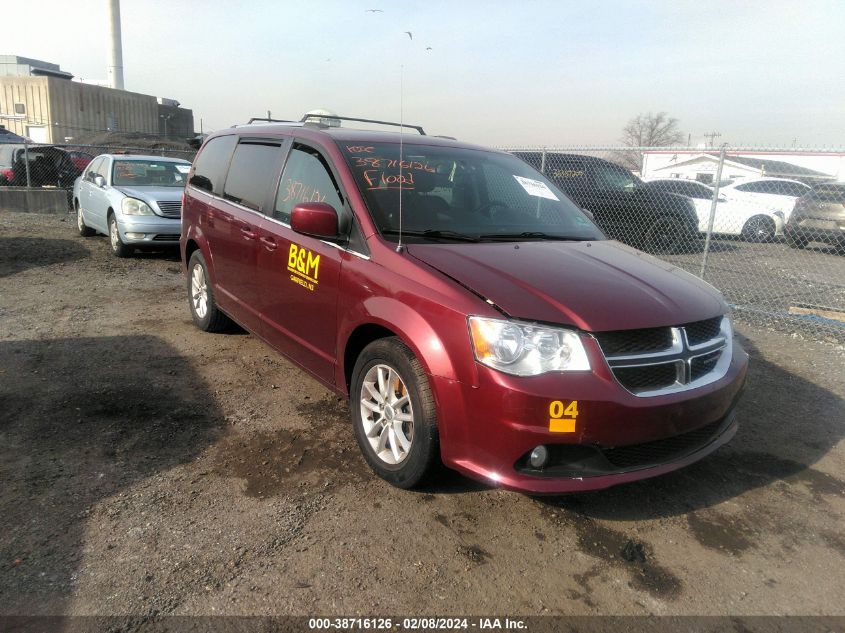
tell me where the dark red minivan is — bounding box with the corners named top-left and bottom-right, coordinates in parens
top-left (180, 115), bottom-right (748, 494)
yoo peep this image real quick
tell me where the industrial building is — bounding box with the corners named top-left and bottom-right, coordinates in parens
top-left (0, 55), bottom-right (193, 143)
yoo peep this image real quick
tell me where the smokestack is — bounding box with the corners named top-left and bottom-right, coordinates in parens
top-left (107, 0), bottom-right (125, 90)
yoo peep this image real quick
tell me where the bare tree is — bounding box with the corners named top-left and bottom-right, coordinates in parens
top-left (615, 112), bottom-right (685, 172)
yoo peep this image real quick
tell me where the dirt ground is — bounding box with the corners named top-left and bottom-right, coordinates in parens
top-left (1, 211), bottom-right (844, 618)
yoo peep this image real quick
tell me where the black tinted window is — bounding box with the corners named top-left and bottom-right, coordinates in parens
top-left (274, 145), bottom-right (343, 223)
top-left (782, 182), bottom-right (810, 196)
top-left (222, 141), bottom-right (283, 211)
top-left (593, 163), bottom-right (637, 191)
top-left (190, 135), bottom-right (237, 194)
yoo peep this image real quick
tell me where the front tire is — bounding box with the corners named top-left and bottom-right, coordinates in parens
top-left (187, 250), bottom-right (232, 332)
top-left (76, 202), bottom-right (95, 237)
top-left (350, 337), bottom-right (440, 489)
top-left (108, 213), bottom-right (133, 258)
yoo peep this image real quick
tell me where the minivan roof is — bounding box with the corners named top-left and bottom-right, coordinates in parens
top-left (224, 123), bottom-right (492, 152)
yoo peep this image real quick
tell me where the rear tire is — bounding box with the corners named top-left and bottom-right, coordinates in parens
top-left (76, 202), bottom-right (95, 237)
top-left (786, 232), bottom-right (808, 249)
top-left (644, 215), bottom-right (685, 253)
top-left (187, 250), bottom-right (232, 332)
top-left (742, 215), bottom-right (775, 243)
top-left (350, 337), bottom-right (440, 489)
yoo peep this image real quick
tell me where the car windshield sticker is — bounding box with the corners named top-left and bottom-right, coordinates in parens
top-left (513, 175), bottom-right (559, 201)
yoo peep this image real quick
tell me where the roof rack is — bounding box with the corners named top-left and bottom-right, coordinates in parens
top-left (299, 114), bottom-right (426, 136)
top-left (246, 117), bottom-right (297, 124)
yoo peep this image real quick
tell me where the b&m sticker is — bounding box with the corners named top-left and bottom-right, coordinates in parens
top-left (288, 243), bottom-right (320, 292)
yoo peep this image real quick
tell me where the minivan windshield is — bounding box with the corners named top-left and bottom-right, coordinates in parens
top-left (341, 143), bottom-right (603, 243)
top-left (112, 159), bottom-right (188, 187)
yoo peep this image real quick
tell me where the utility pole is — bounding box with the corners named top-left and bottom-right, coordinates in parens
top-left (703, 131), bottom-right (721, 148)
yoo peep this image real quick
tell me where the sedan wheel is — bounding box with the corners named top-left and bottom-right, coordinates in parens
top-left (108, 215), bottom-right (132, 258)
top-left (76, 204), bottom-right (95, 237)
top-left (742, 215), bottom-right (775, 243)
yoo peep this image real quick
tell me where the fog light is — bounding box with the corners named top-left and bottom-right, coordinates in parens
top-left (529, 445), bottom-right (549, 469)
top-left (125, 232), bottom-right (145, 239)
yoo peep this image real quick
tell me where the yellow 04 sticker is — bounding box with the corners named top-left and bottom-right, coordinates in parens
top-left (549, 400), bottom-right (578, 433)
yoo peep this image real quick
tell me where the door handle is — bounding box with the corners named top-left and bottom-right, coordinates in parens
top-left (259, 236), bottom-right (277, 251)
top-left (240, 226), bottom-right (257, 240)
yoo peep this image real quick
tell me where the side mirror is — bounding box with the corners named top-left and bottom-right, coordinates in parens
top-left (93, 174), bottom-right (106, 188)
top-left (291, 202), bottom-right (340, 241)
top-left (581, 207), bottom-right (595, 221)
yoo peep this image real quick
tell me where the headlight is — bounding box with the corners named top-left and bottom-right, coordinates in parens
top-left (468, 316), bottom-right (590, 376)
top-left (122, 198), bottom-right (154, 215)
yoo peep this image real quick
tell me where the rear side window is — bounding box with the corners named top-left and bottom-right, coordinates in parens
top-left (273, 145), bottom-right (343, 223)
top-left (189, 135), bottom-right (237, 195)
top-left (222, 141), bottom-right (283, 211)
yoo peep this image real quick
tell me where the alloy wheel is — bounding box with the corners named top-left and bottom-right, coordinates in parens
top-left (191, 263), bottom-right (208, 319)
top-left (359, 364), bottom-right (415, 465)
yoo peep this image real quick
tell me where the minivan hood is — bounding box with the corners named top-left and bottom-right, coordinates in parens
top-left (407, 241), bottom-right (725, 332)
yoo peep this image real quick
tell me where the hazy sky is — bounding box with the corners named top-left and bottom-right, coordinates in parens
top-left (6, 0), bottom-right (845, 147)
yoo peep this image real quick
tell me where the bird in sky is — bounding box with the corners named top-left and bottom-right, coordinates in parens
top-left (404, 31), bottom-right (413, 40)
top-left (365, 9), bottom-right (383, 12)
top-left (425, 46), bottom-right (433, 51)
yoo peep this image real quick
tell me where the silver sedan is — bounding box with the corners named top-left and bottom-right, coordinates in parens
top-left (72, 154), bottom-right (191, 257)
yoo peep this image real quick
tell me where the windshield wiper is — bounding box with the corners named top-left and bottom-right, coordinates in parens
top-left (478, 231), bottom-right (590, 241)
top-left (381, 229), bottom-right (480, 242)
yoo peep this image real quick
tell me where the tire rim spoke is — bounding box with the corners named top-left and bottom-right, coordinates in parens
top-left (364, 381), bottom-right (384, 404)
top-left (360, 363), bottom-right (415, 465)
top-left (393, 423), bottom-right (412, 451)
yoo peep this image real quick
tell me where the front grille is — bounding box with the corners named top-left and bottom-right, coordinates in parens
top-left (156, 200), bottom-right (182, 218)
top-left (613, 363), bottom-right (678, 391)
top-left (601, 419), bottom-right (726, 469)
top-left (152, 234), bottom-right (180, 241)
top-left (593, 327), bottom-right (672, 356)
top-left (596, 315), bottom-right (729, 396)
top-left (685, 317), bottom-right (723, 346)
top-left (691, 350), bottom-right (721, 381)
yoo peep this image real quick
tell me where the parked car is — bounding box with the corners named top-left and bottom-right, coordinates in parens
top-left (73, 154), bottom-right (191, 257)
top-left (0, 144), bottom-right (81, 189)
top-left (180, 115), bottom-right (748, 494)
top-left (643, 178), bottom-right (783, 241)
top-left (719, 177), bottom-right (810, 223)
top-left (66, 150), bottom-right (95, 172)
top-left (784, 183), bottom-right (845, 250)
top-left (513, 152), bottom-right (700, 253)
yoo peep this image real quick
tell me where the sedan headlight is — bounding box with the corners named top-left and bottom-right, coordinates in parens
top-left (468, 316), bottom-right (590, 376)
top-left (122, 198), bottom-right (154, 215)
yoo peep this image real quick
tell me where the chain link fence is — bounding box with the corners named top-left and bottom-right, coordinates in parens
top-left (504, 146), bottom-right (845, 342)
top-left (1, 140), bottom-right (843, 341)
top-left (0, 142), bottom-right (195, 190)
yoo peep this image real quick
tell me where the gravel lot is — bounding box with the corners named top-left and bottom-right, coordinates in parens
top-left (1, 211), bottom-right (844, 618)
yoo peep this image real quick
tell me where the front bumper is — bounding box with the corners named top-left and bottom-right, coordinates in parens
top-left (435, 337), bottom-right (748, 494)
top-left (117, 214), bottom-right (181, 245)
top-left (785, 219), bottom-right (845, 246)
